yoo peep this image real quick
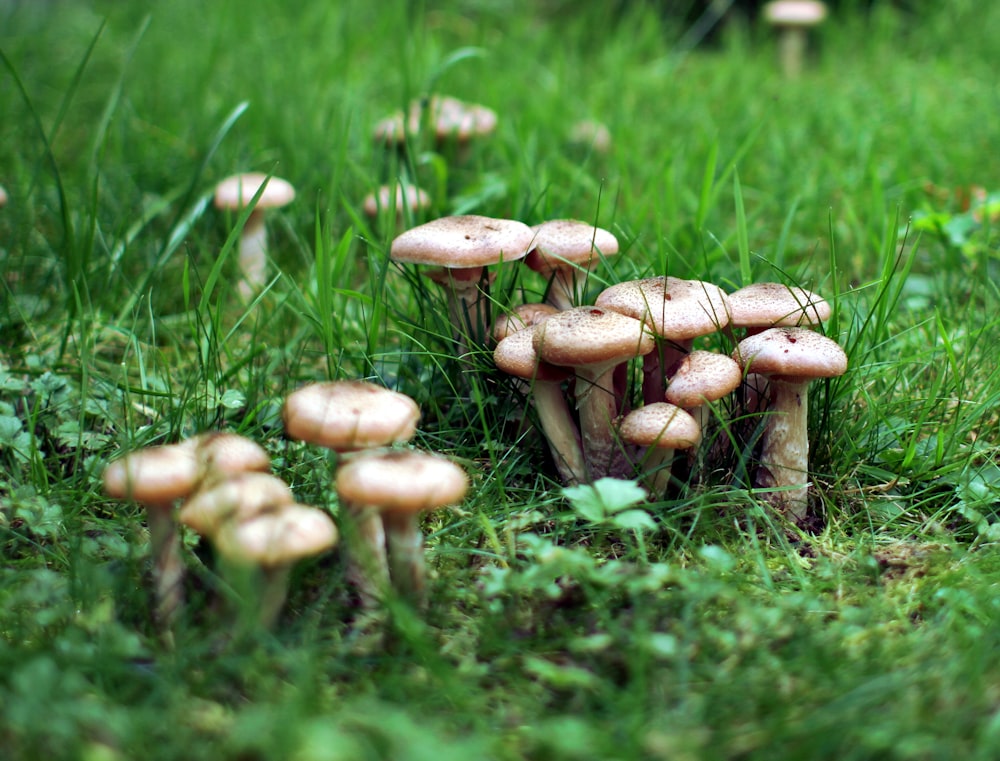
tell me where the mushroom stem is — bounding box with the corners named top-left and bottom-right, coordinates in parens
top-left (147, 504), bottom-right (184, 635)
top-left (642, 339), bottom-right (691, 407)
top-left (777, 26), bottom-right (808, 78)
top-left (544, 268), bottom-right (584, 312)
top-left (237, 208), bottom-right (268, 300)
top-left (257, 565), bottom-right (293, 630)
top-left (574, 364), bottom-right (619, 481)
top-left (755, 378), bottom-right (811, 518)
top-left (637, 446), bottom-right (677, 498)
top-left (341, 503), bottom-right (391, 609)
top-left (531, 381), bottom-right (587, 486)
top-left (381, 510), bottom-right (426, 604)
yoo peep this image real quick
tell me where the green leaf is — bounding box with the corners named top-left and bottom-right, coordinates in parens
top-left (610, 509), bottom-right (658, 533)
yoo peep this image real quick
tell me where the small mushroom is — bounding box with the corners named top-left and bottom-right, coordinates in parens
top-left (374, 95), bottom-right (498, 155)
top-left (178, 472), bottom-right (295, 537)
top-left (733, 327), bottom-right (847, 519)
top-left (524, 219), bottom-right (620, 311)
top-left (618, 403), bottom-right (701, 497)
top-left (335, 451), bottom-right (469, 604)
top-left (0, 185), bottom-right (8, 208)
top-left (214, 502), bottom-right (338, 628)
top-left (762, 0), bottom-right (828, 78)
top-left (533, 306), bottom-right (655, 480)
top-left (494, 325), bottom-right (586, 486)
top-left (362, 182), bottom-right (431, 233)
top-left (390, 215), bottom-right (534, 352)
top-left (213, 172), bottom-right (296, 300)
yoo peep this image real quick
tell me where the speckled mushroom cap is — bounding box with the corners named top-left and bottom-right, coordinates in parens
top-left (664, 351), bottom-right (743, 408)
top-left (618, 403), bottom-right (702, 449)
top-left (733, 327), bottom-right (847, 382)
top-left (103, 444), bottom-right (200, 504)
top-left (390, 215), bottom-right (534, 270)
top-left (213, 172), bottom-right (296, 211)
top-left (524, 219), bottom-right (619, 276)
top-left (335, 450), bottom-right (469, 515)
top-left (282, 380), bottom-right (420, 453)
top-left (215, 503), bottom-right (338, 568)
top-left (494, 325), bottom-right (573, 383)
top-left (491, 302), bottom-right (560, 343)
top-left (727, 283), bottom-right (830, 330)
top-left (362, 183), bottom-right (431, 219)
top-left (763, 0), bottom-right (828, 25)
top-left (596, 276), bottom-right (731, 340)
top-left (374, 96), bottom-right (498, 146)
top-left (532, 306), bottom-right (655, 370)
top-left (178, 472), bottom-right (295, 537)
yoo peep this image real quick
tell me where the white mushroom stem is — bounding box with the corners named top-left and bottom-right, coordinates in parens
top-left (237, 208), bottom-right (269, 300)
top-left (531, 381), bottom-right (587, 486)
top-left (430, 267), bottom-right (493, 356)
top-left (756, 377), bottom-right (811, 518)
top-left (777, 26), bottom-right (809, 79)
top-left (574, 363), bottom-right (621, 481)
top-left (340, 503), bottom-right (391, 608)
top-left (544, 267), bottom-right (585, 312)
top-left (381, 510), bottom-right (426, 603)
top-left (638, 446), bottom-right (677, 497)
top-left (147, 503), bottom-right (184, 633)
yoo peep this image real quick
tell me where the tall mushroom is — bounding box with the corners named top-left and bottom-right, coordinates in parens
top-left (524, 219), bottom-right (620, 311)
top-left (335, 450), bottom-right (469, 605)
top-left (213, 172), bottom-right (296, 300)
top-left (732, 327), bottom-right (847, 519)
top-left (762, 1), bottom-right (828, 79)
top-left (533, 306), bottom-right (655, 481)
top-left (390, 215), bottom-right (534, 353)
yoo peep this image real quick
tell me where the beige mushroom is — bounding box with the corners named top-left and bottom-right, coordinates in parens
top-left (213, 172), bottom-right (296, 300)
top-left (525, 219), bottom-right (620, 311)
top-left (618, 403), bottom-right (701, 497)
top-left (762, 1), bottom-right (828, 78)
top-left (362, 182), bottom-right (431, 232)
top-left (733, 327), bottom-right (847, 519)
top-left (335, 451), bottom-right (469, 604)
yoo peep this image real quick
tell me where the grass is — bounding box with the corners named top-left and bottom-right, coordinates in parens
top-left (2, 0), bottom-right (1000, 758)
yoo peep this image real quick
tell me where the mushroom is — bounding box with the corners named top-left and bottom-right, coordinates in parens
top-left (533, 306), bottom-right (655, 481)
top-left (213, 172), bottom-right (296, 300)
top-left (178, 471), bottom-right (295, 538)
top-left (596, 276), bottom-right (732, 405)
top-left (618, 402), bottom-right (701, 497)
top-left (390, 215), bottom-right (535, 353)
top-left (524, 219), bottom-right (620, 311)
top-left (335, 450), bottom-right (469, 604)
top-left (374, 95), bottom-right (498, 155)
top-left (726, 282), bottom-right (830, 337)
top-left (664, 351), bottom-right (743, 434)
top-left (494, 325), bottom-right (587, 486)
top-left (732, 327), bottom-right (847, 519)
top-left (214, 502), bottom-right (338, 628)
top-left (490, 302), bottom-right (560, 345)
top-left (282, 380), bottom-right (421, 607)
top-left (362, 182), bottom-right (431, 233)
top-left (103, 433), bottom-right (271, 635)
top-left (0, 185), bottom-right (7, 208)
top-left (762, 0), bottom-right (828, 78)
top-left (568, 120), bottom-right (612, 155)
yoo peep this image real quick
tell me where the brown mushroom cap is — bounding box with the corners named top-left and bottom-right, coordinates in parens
top-left (524, 219), bottom-right (620, 275)
top-left (532, 306), bottom-right (655, 370)
top-left (335, 450), bottom-right (469, 515)
top-left (215, 503), bottom-right (339, 568)
top-left (727, 283), bottom-right (830, 330)
top-left (491, 302), bottom-right (560, 343)
top-left (282, 380), bottom-right (420, 453)
top-left (596, 276), bottom-right (732, 340)
top-left (664, 351), bottom-right (743, 408)
top-left (192, 432), bottom-right (271, 480)
top-left (390, 215), bottom-right (534, 270)
top-left (363, 183), bottom-right (431, 219)
top-left (214, 172), bottom-right (296, 211)
top-left (103, 444), bottom-right (199, 505)
top-left (618, 403), bottom-right (702, 450)
top-left (494, 325), bottom-right (573, 383)
top-left (733, 327), bottom-right (847, 382)
top-left (178, 472), bottom-right (295, 537)
top-left (374, 96), bottom-right (498, 146)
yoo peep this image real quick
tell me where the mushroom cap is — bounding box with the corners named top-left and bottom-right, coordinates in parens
top-left (374, 96), bottom-right (498, 145)
top-left (192, 432), bottom-right (271, 480)
top-left (335, 450), bottom-right (469, 515)
top-left (664, 351), bottom-right (743, 408)
top-left (763, 0), bottom-right (828, 25)
top-left (390, 215), bottom-right (534, 270)
top-left (103, 444), bottom-right (199, 505)
top-left (178, 472), bottom-right (295, 537)
top-left (362, 183), bottom-right (431, 219)
top-left (494, 325), bottom-right (573, 383)
top-left (214, 172), bottom-right (296, 211)
top-left (568, 120), bottom-right (612, 154)
top-left (618, 403), bottom-right (702, 449)
top-left (532, 306), bottom-right (655, 370)
top-left (524, 219), bottom-right (620, 275)
top-left (595, 276), bottom-right (731, 340)
top-left (282, 380), bottom-right (420, 453)
top-left (727, 282), bottom-right (830, 329)
top-left (733, 327), bottom-right (848, 382)
top-left (491, 302), bottom-right (560, 343)
top-left (215, 503), bottom-right (339, 568)
top-left (0, 185), bottom-right (8, 207)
